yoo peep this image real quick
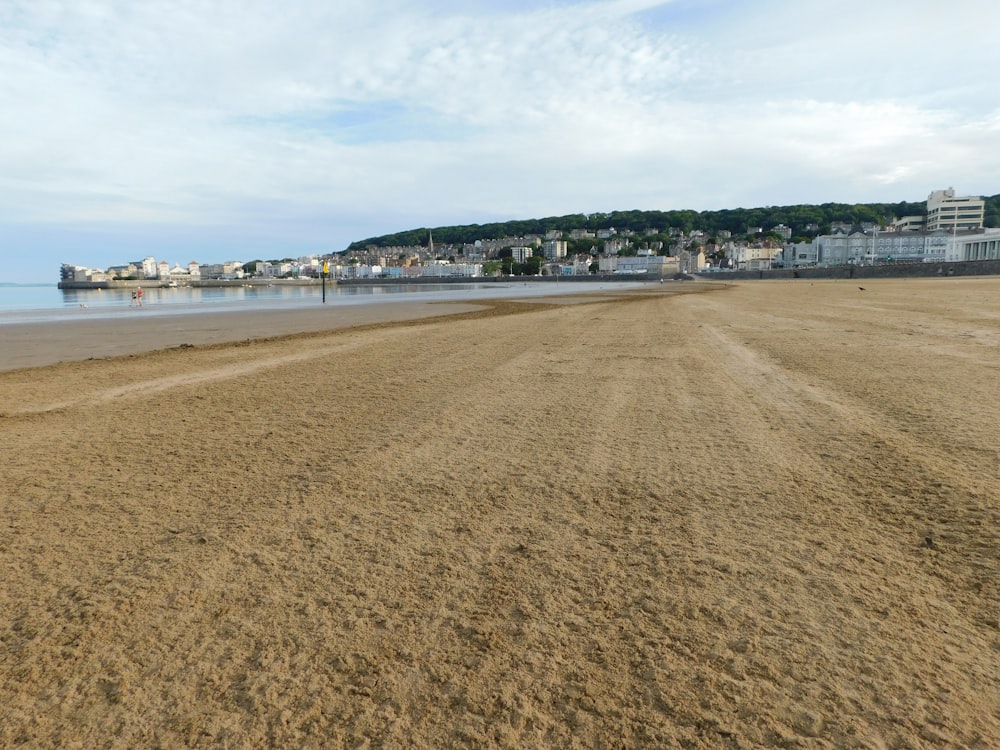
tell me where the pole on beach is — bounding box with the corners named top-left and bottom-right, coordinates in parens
top-left (322, 261), bottom-right (329, 303)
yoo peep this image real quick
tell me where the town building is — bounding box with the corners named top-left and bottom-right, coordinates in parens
top-left (925, 188), bottom-right (985, 232)
top-left (542, 239), bottom-right (568, 260)
top-left (946, 228), bottom-right (1000, 262)
top-left (733, 243), bottom-right (783, 271)
top-left (510, 246), bottom-right (534, 263)
top-left (598, 255), bottom-right (679, 275)
top-left (892, 187), bottom-right (985, 233)
top-left (786, 230), bottom-right (949, 267)
top-left (603, 238), bottom-right (628, 255)
top-left (783, 227), bottom-right (984, 267)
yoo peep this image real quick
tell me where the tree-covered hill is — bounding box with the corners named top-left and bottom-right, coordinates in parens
top-left (346, 194), bottom-right (1000, 251)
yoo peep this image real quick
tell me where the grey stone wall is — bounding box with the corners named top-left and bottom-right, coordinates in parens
top-left (699, 259), bottom-right (1000, 282)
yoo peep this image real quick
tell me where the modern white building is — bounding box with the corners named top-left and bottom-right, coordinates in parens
top-left (510, 246), bottom-right (533, 263)
top-left (946, 228), bottom-right (1000, 262)
top-left (925, 188), bottom-right (985, 232)
top-left (542, 239), bottom-right (568, 260)
top-left (132, 256), bottom-right (158, 279)
top-left (891, 215), bottom-right (926, 232)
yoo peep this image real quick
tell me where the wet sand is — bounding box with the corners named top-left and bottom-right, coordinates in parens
top-left (2, 278), bottom-right (998, 747)
top-left (0, 300), bottom-right (486, 372)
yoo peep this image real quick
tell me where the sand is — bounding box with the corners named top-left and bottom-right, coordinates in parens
top-left (0, 300), bottom-right (488, 372)
top-left (1, 278), bottom-right (998, 748)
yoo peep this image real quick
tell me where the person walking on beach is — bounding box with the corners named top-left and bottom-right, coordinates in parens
top-left (137, 286), bottom-right (143, 307)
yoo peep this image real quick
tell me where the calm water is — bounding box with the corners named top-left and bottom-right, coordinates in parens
top-left (0, 280), bottom-right (647, 325)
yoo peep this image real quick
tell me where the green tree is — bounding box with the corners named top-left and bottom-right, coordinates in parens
top-left (523, 255), bottom-right (544, 275)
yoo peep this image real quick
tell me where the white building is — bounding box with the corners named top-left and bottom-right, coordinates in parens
top-left (200, 261), bottom-right (245, 279)
top-left (733, 244), bottom-right (783, 271)
top-left (926, 188), bottom-right (985, 232)
top-left (130, 257), bottom-right (158, 279)
top-left (598, 255), bottom-right (679, 275)
top-left (788, 230), bottom-right (953, 267)
top-left (259, 261), bottom-right (293, 278)
top-left (510, 246), bottom-right (533, 263)
top-left (946, 228), bottom-right (1000, 262)
top-left (419, 262), bottom-right (482, 277)
top-left (542, 239), bottom-right (568, 260)
top-left (891, 215), bottom-right (926, 231)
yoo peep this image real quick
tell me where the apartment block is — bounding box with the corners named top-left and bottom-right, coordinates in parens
top-left (925, 188), bottom-right (985, 231)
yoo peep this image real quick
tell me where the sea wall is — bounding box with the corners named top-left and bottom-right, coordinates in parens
top-left (698, 258), bottom-right (1000, 282)
top-left (336, 274), bottom-right (654, 285)
top-left (57, 278), bottom-right (324, 290)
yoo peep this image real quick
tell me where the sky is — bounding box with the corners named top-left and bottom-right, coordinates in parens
top-left (2, 0), bottom-right (999, 282)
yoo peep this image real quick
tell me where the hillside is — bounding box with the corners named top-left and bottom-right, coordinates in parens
top-left (347, 195), bottom-right (1000, 251)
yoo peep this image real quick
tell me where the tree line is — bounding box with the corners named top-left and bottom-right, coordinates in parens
top-left (346, 195), bottom-right (1000, 251)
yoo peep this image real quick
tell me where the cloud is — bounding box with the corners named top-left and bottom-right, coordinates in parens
top-left (1, 0), bottom-right (999, 280)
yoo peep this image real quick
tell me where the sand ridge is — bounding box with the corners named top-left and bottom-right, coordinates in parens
top-left (1, 279), bottom-right (998, 748)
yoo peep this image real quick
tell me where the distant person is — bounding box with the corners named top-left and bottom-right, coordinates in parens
top-left (137, 286), bottom-right (144, 306)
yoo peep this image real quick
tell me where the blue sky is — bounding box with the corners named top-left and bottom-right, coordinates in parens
top-left (2, 0), bottom-right (999, 282)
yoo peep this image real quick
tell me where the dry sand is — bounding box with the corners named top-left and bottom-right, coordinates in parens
top-left (1, 278), bottom-right (998, 748)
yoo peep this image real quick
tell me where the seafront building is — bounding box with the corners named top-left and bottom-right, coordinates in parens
top-left (785, 230), bottom-right (954, 267)
top-left (891, 188), bottom-right (985, 233)
top-left (542, 239), bottom-right (568, 260)
top-left (925, 188), bottom-right (985, 232)
top-left (58, 186), bottom-right (994, 281)
top-left (946, 227), bottom-right (1000, 262)
top-left (782, 187), bottom-right (989, 268)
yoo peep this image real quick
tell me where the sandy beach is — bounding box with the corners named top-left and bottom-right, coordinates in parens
top-left (2, 278), bottom-right (998, 748)
top-left (0, 299), bottom-right (489, 373)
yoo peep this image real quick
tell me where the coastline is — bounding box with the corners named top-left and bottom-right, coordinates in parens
top-left (56, 277), bottom-right (326, 290)
top-left (0, 281), bottom-right (661, 372)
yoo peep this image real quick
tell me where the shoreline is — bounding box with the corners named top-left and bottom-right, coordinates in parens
top-left (0, 300), bottom-right (488, 372)
top-left (56, 277), bottom-right (325, 290)
top-left (0, 283), bottom-right (673, 372)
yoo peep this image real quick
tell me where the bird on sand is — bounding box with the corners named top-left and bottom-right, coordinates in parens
top-left (858, 286), bottom-right (866, 291)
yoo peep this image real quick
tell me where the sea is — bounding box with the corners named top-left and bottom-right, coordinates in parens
top-left (0, 280), bottom-right (649, 325)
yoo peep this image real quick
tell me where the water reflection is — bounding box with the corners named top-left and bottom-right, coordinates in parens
top-left (57, 283), bottom-right (487, 309)
top-left (1, 280), bottom-right (647, 325)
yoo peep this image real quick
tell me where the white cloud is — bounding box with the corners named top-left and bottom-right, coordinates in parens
top-left (1, 0), bottom-right (1000, 280)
